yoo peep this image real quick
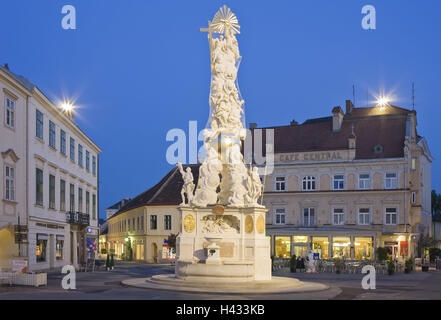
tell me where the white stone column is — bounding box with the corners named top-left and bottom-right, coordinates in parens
top-left (328, 235), bottom-right (333, 259)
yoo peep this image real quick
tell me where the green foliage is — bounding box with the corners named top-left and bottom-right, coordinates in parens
top-left (376, 247), bottom-right (388, 262)
top-left (405, 257), bottom-right (414, 273)
top-left (101, 248), bottom-right (107, 254)
top-left (333, 258), bottom-right (345, 274)
top-left (432, 190), bottom-right (441, 215)
top-left (290, 255), bottom-right (297, 272)
top-left (387, 260), bottom-right (395, 275)
top-left (167, 234), bottom-right (177, 251)
top-left (429, 248), bottom-right (441, 262)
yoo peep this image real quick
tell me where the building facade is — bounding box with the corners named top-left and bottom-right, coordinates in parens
top-left (106, 165), bottom-right (198, 263)
top-left (255, 101), bottom-right (433, 261)
top-left (0, 65), bottom-right (101, 271)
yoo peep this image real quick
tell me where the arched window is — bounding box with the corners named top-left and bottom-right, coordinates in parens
top-left (302, 176), bottom-right (316, 191)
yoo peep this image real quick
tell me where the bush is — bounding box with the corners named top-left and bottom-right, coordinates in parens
top-left (290, 255), bottom-right (297, 273)
top-left (429, 248), bottom-right (441, 262)
top-left (387, 260), bottom-right (395, 275)
top-left (376, 247), bottom-right (388, 262)
top-left (405, 257), bottom-right (414, 273)
top-left (333, 258), bottom-right (345, 274)
top-left (101, 248), bottom-right (107, 254)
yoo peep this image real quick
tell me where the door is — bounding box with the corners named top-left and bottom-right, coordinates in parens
top-left (293, 245), bottom-right (308, 258)
top-left (152, 243), bottom-right (158, 263)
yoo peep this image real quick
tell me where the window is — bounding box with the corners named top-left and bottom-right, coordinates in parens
top-left (86, 151), bottom-right (90, 172)
top-left (140, 216), bottom-right (144, 231)
top-left (150, 215), bottom-right (157, 230)
top-left (49, 174), bottom-right (55, 209)
top-left (56, 240), bottom-right (64, 260)
top-left (385, 207), bottom-right (398, 225)
top-left (78, 144), bottom-right (83, 167)
top-left (137, 217), bottom-right (140, 230)
top-left (92, 194), bottom-right (96, 220)
top-left (133, 218), bottom-right (136, 230)
top-left (385, 173), bottom-right (398, 189)
top-left (60, 130), bottom-right (66, 155)
top-left (128, 219), bottom-right (131, 231)
top-left (333, 175), bottom-right (345, 190)
top-left (275, 236), bottom-right (291, 258)
top-left (359, 174), bottom-right (371, 190)
top-left (5, 166), bottom-right (15, 201)
top-left (60, 179), bottom-right (66, 211)
top-left (36, 239), bottom-right (47, 262)
top-left (36, 168), bottom-right (43, 206)
top-left (411, 158), bottom-right (416, 170)
top-left (92, 156), bottom-right (96, 176)
top-left (275, 177), bottom-right (286, 191)
top-left (49, 121), bottom-right (56, 149)
top-left (36, 110), bottom-right (43, 139)
top-left (303, 208), bottom-right (315, 226)
top-left (70, 138), bottom-right (75, 161)
top-left (86, 191), bottom-right (90, 214)
top-left (274, 208), bottom-right (286, 225)
top-left (411, 192), bottom-right (416, 204)
top-left (5, 97), bottom-right (15, 128)
top-left (164, 215), bottom-right (172, 230)
top-left (302, 176), bottom-right (316, 191)
top-left (332, 208), bottom-right (345, 225)
top-left (69, 184), bottom-right (75, 212)
top-left (358, 208), bottom-right (371, 225)
top-left (78, 188), bottom-right (83, 212)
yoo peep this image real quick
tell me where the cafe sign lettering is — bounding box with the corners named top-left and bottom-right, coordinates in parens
top-left (278, 151), bottom-right (345, 163)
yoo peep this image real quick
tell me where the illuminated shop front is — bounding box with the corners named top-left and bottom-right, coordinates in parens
top-left (274, 236), bottom-right (290, 258)
top-left (312, 237), bottom-right (329, 259)
top-left (354, 237), bottom-right (373, 260)
top-left (292, 236), bottom-right (308, 257)
top-left (332, 237), bottom-right (351, 259)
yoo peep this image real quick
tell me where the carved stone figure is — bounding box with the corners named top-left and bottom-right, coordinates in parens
top-left (201, 215), bottom-right (240, 234)
top-left (177, 163), bottom-right (194, 206)
top-left (245, 167), bottom-right (264, 207)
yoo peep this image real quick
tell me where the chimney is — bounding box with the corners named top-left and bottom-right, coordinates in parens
top-left (345, 100), bottom-right (354, 114)
top-left (249, 123), bottom-right (257, 129)
top-left (290, 119), bottom-right (298, 126)
top-left (348, 124), bottom-right (356, 159)
top-left (4, 63), bottom-right (9, 70)
top-left (332, 106), bottom-right (344, 132)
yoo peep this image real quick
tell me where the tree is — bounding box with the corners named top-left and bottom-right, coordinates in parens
top-left (432, 190), bottom-right (441, 215)
top-left (167, 234), bottom-right (177, 252)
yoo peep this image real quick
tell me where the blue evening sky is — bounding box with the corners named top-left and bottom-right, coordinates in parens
top-left (1, 0), bottom-right (440, 219)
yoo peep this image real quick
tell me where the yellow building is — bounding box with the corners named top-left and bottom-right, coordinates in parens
top-left (254, 101), bottom-right (433, 261)
top-left (106, 165), bottom-right (198, 263)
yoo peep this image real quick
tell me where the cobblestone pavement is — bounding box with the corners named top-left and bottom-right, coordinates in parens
top-left (0, 262), bottom-right (440, 300)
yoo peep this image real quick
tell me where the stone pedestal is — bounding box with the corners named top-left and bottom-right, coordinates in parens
top-left (175, 206), bottom-right (271, 281)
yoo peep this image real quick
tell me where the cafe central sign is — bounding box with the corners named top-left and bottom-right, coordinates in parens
top-left (277, 150), bottom-right (349, 163)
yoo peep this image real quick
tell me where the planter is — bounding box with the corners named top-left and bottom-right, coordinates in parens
top-left (13, 273), bottom-right (47, 287)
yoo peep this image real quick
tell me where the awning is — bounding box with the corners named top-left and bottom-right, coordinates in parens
top-left (37, 233), bottom-right (49, 240)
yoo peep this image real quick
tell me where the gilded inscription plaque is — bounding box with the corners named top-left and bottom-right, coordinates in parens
top-left (256, 215), bottom-right (265, 234)
top-left (245, 215), bottom-right (254, 234)
top-left (183, 214), bottom-right (195, 233)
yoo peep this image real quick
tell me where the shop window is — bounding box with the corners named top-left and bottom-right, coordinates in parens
top-left (36, 239), bottom-right (47, 262)
top-left (332, 237), bottom-right (350, 259)
top-left (354, 237), bottom-right (373, 260)
top-left (56, 240), bottom-right (64, 260)
top-left (275, 236), bottom-right (291, 258)
top-left (293, 236), bottom-right (308, 243)
top-left (312, 237), bottom-right (329, 259)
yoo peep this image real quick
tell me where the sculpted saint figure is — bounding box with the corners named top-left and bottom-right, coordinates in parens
top-left (245, 167), bottom-right (264, 207)
top-left (177, 163), bottom-right (195, 206)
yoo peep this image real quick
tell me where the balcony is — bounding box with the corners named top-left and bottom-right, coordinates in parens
top-left (66, 211), bottom-right (90, 225)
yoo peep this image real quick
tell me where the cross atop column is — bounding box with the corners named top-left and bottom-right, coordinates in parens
top-left (200, 21), bottom-right (214, 69)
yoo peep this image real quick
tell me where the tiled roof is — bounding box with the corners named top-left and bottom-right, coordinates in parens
top-left (109, 164), bottom-right (200, 218)
top-left (252, 105), bottom-right (412, 160)
top-left (106, 198), bottom-right (131, 210)
top-left (0, 64), bottom-right (36, 91)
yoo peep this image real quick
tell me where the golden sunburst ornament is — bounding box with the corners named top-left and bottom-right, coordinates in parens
top-left (211, 5), bottom-right (240, 34)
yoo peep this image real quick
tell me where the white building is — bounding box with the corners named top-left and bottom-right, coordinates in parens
top-left (0, 64), bottom-right (101, 271)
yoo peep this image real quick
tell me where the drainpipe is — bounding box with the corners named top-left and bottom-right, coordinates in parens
top-left (25, 94), bottom-right (29, 261)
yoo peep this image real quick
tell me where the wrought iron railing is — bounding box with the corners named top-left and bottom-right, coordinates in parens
top-left (66, 211), bottom-right (90, 225)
